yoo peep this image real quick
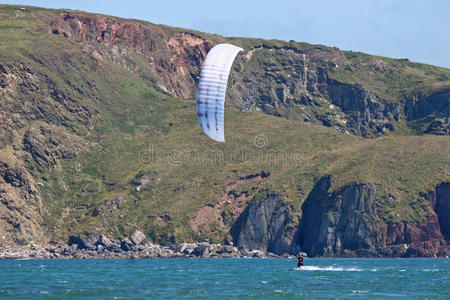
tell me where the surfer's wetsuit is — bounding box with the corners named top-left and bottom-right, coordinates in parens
top-left (297, 256), bottom-right (304, 268)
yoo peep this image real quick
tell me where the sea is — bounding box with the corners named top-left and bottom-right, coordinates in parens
top-left (0, 258), bottom-right (448, 299)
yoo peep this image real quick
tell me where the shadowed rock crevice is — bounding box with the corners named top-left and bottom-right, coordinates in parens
top-left (432, 182), bottom-right (450, 240)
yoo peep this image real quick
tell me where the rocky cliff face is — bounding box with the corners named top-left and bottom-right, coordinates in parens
top-left (230, 193), bottom-right (298, 254)
top-left (325, 80), bottom-right (402, 135)
top-left (228, 45), bottom-right (449, 136)
top-left (230, 177), bottom-right (449, 257)
top-left (405, 90), bottom-right (450, 134)
top-left (293, 177), bottom-right (448, 257)
top-left (48, 13), bottom-right (449, 137)
top-left (296, 177), bottom-right (385, 256)
top-left (49, 12), bottom-right (211, 99)
top-left (0, 58), bottom-right (92, 247)
top-left (0, 161), bottom-right (44, 247)
top-left (432, 183), bottom-right (450, 240)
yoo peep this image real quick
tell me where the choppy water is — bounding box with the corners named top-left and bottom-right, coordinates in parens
top-left (0, 258), bottom-right (448, 299)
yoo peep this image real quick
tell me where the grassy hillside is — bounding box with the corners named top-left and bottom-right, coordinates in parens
top-left (330, 51), bottom-right (450, 103)
top-left (0, 5), bottom-right (448, 247)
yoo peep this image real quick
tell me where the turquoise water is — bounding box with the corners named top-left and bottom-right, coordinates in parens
top-left (0, 258), bottom-right (448, 299)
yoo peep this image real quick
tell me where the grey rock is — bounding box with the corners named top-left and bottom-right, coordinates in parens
top-left (180, 243), bottom-right (197, 254)
top-left (130, 230), bottom-right (146, 245)
top-left (68, 234), bottom-right (98, 250)
top-left (120, 237), bottom-right (133, 251)
top-left (231, 194), bottom-right (292, 254)
top-left (192, 244), bottom-right (210, 256)
top-left (250, 250), bottom-right (265, 257)
top-left (295, 177), bottom-right (449, 257)
top-left (98, 234), bottom-right (113, 248)
top-left (296, 177), bottom-right (381, 256)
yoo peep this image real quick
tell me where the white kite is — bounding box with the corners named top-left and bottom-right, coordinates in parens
top-left (196, 43), bottom-right (243, 142)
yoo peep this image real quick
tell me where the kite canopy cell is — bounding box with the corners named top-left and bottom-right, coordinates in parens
top-left (196, 43), bottom-right (244, 142)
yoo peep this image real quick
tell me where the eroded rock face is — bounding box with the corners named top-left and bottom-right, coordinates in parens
top-left (47, 12), bottom-right (449, 137)
top-left (228, 45), bottom-right (448, 137)
top-left (431, 183), bottom-right (450, 240)
top-left (326, 80), bottom-right (402, 135)
top-left (296, 178), bottom-right (384, 256)
top-left (294, 177), bottom-right (449, 257)
top-left (231, 193), bottom-right (297, 254)
top-left (0, 60), bottom-right (94, 247)
top-left (49, 12), bottom-right (211, 99)
top-left (228, 46), bottom-right (409, 137)
top-left (405, 90), bottom-right (450, 135)
top-left (0, 160), bottom-right (45, 247)
top-left (188, 171), bottom-right (270, 241)
top-left (229, 46), bottom-right (347, 117)
top-left (383, 217), bottom-right (446, 257)
top-left (221, 176), bottom-right (449, 257)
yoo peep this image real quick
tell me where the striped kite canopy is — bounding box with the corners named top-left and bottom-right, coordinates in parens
top-left (196, 43), bottom-right (243, 142)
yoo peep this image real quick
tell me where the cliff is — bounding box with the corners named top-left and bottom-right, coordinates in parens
top-left (45, 10), bottom-right (450, 137)
top-left (229, 180), bottom-right (449, 257)
top-left (0, 5), bottom-right (449, 257)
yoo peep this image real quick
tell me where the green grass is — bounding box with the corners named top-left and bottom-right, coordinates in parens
top-left (330, 51), bottom-right (450, 103)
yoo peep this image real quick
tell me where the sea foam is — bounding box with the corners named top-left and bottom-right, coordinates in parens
top-left (296, 266), bottom-right (363, 271)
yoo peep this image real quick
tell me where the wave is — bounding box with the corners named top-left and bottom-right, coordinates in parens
top-left (295, 266), bottom-right (364, 271)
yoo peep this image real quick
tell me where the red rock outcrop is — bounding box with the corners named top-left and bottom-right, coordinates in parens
top-left (189, 171), bottom-right (270, 235)
top-left (49, 12), bottom-right (212, 98)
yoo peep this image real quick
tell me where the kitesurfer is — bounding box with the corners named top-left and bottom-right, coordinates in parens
top-left (297, 254), bottom-right (304, 268)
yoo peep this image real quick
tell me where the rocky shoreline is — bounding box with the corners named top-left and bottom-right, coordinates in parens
top-left (2, 228), bottom-right (447, 260)
top-left (0, 231), bottom-right (289, 260)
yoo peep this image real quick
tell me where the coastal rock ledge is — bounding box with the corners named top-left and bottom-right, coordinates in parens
top-left (0, 230), bottom-right (278, 260)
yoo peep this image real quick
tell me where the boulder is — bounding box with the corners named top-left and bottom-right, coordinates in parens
top-left (192, 244), bottom-right (210, 257)
top-left (97, 234), bottom-right (113, 248)
top-left (182, 243), bottom-right (197, 254)
top-left (68, 234), bottom-right (98, 250)
top-left (120, 237), bottom-right (133, 251)
top-left (250, 249), bottom-right (265, 257)
top-left (130, 230), bottom-right (146, 245)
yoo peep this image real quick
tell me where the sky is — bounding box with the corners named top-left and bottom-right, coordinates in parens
top-left (2, 0), bottom-right (450, 69)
